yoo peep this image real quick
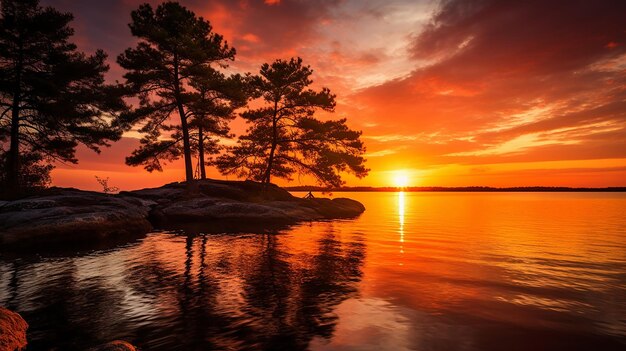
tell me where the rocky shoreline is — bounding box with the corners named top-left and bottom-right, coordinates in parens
top-left (0, 179), bottom-right (365, 248)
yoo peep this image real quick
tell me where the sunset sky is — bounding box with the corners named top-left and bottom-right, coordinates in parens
top-left (43, 0), bottom-right (626, 190)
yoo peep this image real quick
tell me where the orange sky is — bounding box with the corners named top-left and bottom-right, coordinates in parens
top-left (43, 0), bottom-right (626, 190)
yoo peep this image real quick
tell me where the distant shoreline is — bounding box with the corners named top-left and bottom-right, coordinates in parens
top-left (287, 186), bottom-right (626, 192)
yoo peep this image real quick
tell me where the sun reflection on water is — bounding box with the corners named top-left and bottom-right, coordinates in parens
top-left (398, 191), bottom-right (405, 254)
top-left (1, 193), bottom-right (625, 350)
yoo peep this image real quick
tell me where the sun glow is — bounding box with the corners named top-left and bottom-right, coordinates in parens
top-left (392, 171), bottom-right (410, 188)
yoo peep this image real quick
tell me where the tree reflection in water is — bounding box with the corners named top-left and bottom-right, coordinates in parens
top-left (240, 227), bottom-right (366, 350)
top-left (0, 224), bottom-right (366, 350)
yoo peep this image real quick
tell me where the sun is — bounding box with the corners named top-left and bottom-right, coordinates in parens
top-left (392, 171), bottom-right (410, 188)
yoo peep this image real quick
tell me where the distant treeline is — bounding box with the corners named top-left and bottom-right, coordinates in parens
top-left (286, 186), bottom-right (626, 192)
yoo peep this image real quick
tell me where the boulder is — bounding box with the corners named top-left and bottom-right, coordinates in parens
top-left (152, 199), bottom-right (323, 223)
top-left (306, 197), bottom-right (366, 218)
top-left (0, 188), bottom-right (153, 247)
top-left (125, 179), bottom-right (296, 203)
top-left (0, 307), bottom-right (28, 351)
top-left (88, 340), bottom-right (137, 351)
top-left (0, 180), bottom-right (365, 248)
top-left (139, 180), bottom-right (363, 225)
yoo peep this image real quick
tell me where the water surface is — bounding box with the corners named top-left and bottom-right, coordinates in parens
top-left (1, 192), bottom-right (625, 350)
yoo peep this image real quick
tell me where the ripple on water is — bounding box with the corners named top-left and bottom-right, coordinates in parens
top-left (0, 192), bottom-right (625, 350)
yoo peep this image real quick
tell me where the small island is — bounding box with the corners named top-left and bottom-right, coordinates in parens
top-left (0, 179), bottom-right (365, 248)
top-left (0, 0), bottom-right (369, 256)
top-left (1, 0), bottom-right (626, 351)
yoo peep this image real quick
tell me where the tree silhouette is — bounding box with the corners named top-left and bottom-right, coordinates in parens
top-left (0, 150), bottom-right (52, 190)
top-left (216, 58), bottom-right (368, 187)
top-left (118, 2), bottom-right (235, 181)
top-left (187, 68), bottom-right (250, 179)
top-left (0, 0), bottom-right (126, 196)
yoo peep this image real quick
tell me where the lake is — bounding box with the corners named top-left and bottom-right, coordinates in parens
top-left (1, 192), bottom-right (625, 350)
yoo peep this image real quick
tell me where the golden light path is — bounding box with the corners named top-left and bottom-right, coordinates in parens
top-left (398, 191), bottom-right (405, 255)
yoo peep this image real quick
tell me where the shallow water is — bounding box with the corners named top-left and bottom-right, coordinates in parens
top-left (1, 192), bottom-right (625, 350)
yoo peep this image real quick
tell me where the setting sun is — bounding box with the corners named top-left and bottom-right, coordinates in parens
top-left (1, 1), bottom-right (626, 351)
top-left (393, 171), bottom-right (410, 188)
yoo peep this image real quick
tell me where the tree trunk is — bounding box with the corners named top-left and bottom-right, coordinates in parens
top-left (178, 103), bottom-right (194, 182)
top-left (6, 47), bottom-right (23, 193)
top-left (7, 102), bottom-right (20, 192)
top-left (173, 55), bottom-right (194, 182)
top-left (198, 123), bottom-right (206, 179)
top-left (265, 141), bottom-right (276, 184)
top-left (263, 101), bottom-right (279, 184)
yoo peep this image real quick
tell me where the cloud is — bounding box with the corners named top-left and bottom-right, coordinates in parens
top-left (351, 0), bottom-right (626, 169)
top-left (196, 0), bottom-right (343, 63)
top-left (366, 148), bottom-right (400, 157)
top-left (38, 0), bottom-right (626, 187)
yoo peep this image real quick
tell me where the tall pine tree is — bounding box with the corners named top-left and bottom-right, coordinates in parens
top-left (216, 58), bottom-right (368, 187)
top-left (118, 2), bottom-right (235, 181)
top-left (188, 68), bottom-right (251, 179)
top-left (0, 0), bottom-right (126, 196)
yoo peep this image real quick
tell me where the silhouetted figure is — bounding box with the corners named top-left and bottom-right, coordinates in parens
top-left (304, 191), bottom-right (315, 199)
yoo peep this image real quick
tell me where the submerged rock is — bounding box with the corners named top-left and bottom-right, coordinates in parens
top-left (0, 179), bottom-right (365, 248)
top-left (0, 307), bottom-right (28, 351)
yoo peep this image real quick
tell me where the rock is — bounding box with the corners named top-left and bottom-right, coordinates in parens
top-left (153, 199), bottom-right (323, 223)
top-left (306, 197), bottom-right (367, 218)
top-left (0, 188), bottom-right (153, 247)
top-left (88, 340), bottom-right (137, 351)
top-left (139, 180), bottom-right (363, 225)
top-left (126, 179), bottom-right (296, 203)
top-left (0, 179), bottom-right (365, 248)
top-left (0, 307), bottom-right (28, 351)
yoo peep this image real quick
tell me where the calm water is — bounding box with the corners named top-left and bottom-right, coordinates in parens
top-left (1, 192), bottom-right (626, 350)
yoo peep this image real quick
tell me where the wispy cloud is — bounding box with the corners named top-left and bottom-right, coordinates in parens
top-left (42, 0), bottom-right (626, 187)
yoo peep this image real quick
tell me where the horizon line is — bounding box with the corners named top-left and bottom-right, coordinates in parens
top-left (285, 185), bottom-right (626, 192)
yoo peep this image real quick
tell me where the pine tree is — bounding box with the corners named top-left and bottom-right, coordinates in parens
top-left (118, 2), bottom-right (235, 181)
top-left (0, 150), bottom-right (52, 190)
top-left (216, 58), bottom-right (368, 187)
top-left (0, 0), bottom-right (126, 196)
top-left (188, 68), bottom-right (251, 179)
